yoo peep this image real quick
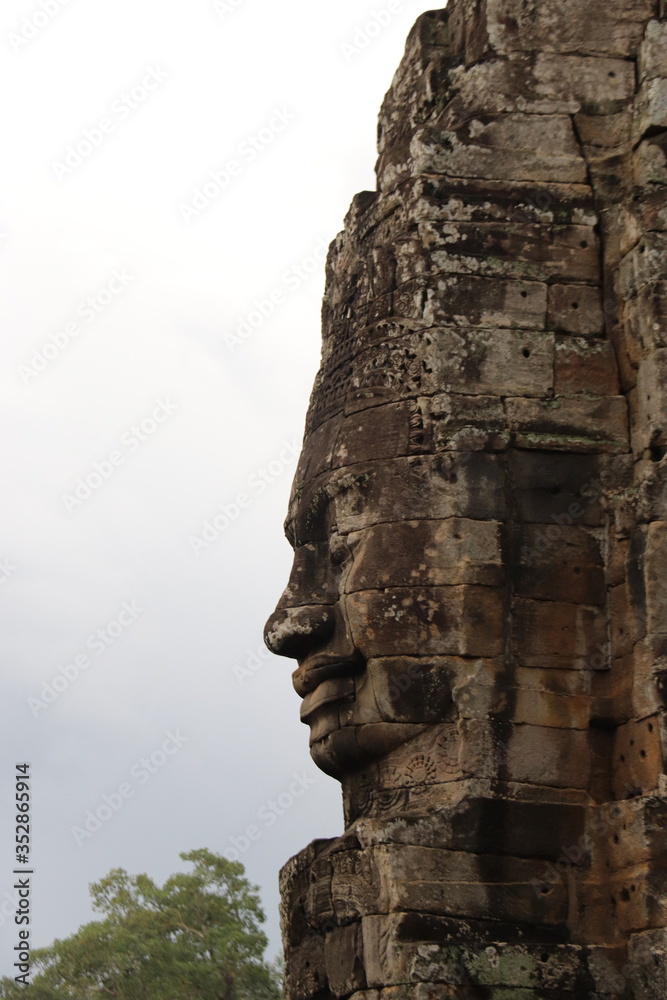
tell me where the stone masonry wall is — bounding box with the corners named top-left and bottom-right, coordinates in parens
top-left (270, 3), bottom-right (667, 998)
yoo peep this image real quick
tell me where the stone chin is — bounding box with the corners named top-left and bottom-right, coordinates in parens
top-left (307, 715), bottom-right (431, 780)
top-left (308, 726), bottom-right (369, 780)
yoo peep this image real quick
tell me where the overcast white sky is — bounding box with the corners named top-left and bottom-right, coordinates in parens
top-left (0, 0), bottom-right (438, 971)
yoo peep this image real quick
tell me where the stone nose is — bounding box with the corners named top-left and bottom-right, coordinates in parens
top-left (263, 604), bottom-right (336, 660)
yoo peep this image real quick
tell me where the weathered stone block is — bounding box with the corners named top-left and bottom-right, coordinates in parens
top-left (610, 583), bottom-right (635, 656)
top-left (645, 521), bottom-right (667, 636)
top-left (410, 175), bottom-right (597, 227)
top-left (331, 847), bottom-right (383, 923)
top-left (325, 924), bottom-right (366, 997)
top-left (612, 716), bottom-right (664, 798)
top-left (293, 414), bottom-right (339, 483)
top-left (634, 77), bottom-right (667, 139)
top-left (460, 718), bottom-right (592, 787)
top-left (634, 133), bottom-right (667, 186)
top-left (597, 795), bottom-right (667, 874)
top-left (422, 327), bottom-right (555, 398)
top-left (624, 282), bottom-right (667, 355)
top-left (430, 394), bottom-right (510, 452)
top-left (366, 659), bottom-right (457, 726)
top-left (516, 523), bottom-right (605, 605)
top-left (512, 597), bottom-right (607, 669)
top-left (506, 395), bottom-right (629, 453)
top-left (619, 233), bottom-right (667, 300)
top-left (346, 586), bottom-right (504, 658)
top-left (511, 451), bottom-right (622, 527)
top-left (634, 351), bottom-right (667, 452)
top-left (345, 519), bottom-right (503, 591)
top-left (606, 863), bottom-right (667, 936)
top-left (422, 219), bottom-right (600, 283)
top-left (575, 109), bottom-right (633, 149)
top-left (410, 116), bottom-right (587, 185)
top-left (639, 18), bottom-right (667, 81)
top-left (513, 685), bottom-right (592, 730)
top-left (329, 455), bottom-right (508, 533)
top-left (412, 941), bottom-right (598, 991)
top-left (628, 928), bottom-right (667, 999)
top-left (331, 404), bottom-right (414, 467)
top-left (424, 274), bottom-right (547, 330)
top-left (555, 337), bottom-right (620, 396)
top-left (285, 936), bottom-right (329, 1000)
top-left (485, 0), bottom-right (655, 58)
top-left (548, 284), bottom-right (605, 336)
top-left (444, 54), bottom-right (634, 122)
top-left (633, 640), bottom-right (667, 719)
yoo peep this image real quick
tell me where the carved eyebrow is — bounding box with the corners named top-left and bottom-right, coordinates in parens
top-left (284, 515), bottom-right (296, 548)
top-left (285, 471), bottom-right (372, 547)
top-left (283, 485), bottom-right (330, 548)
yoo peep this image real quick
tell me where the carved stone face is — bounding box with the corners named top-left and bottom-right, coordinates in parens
top-left (263, 402), bottom-right (507, 783)
top-left (264, 378), bottom-right (622, 817)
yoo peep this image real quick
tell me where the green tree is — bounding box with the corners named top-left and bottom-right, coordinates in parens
top-left (0, 850), bottom-right (282, 999)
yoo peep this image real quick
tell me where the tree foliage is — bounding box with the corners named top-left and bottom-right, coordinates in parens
top-left (0, 850), bottom-right (281, 1000)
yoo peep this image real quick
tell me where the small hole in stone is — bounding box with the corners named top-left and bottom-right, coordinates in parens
top-left (572, 302), bottom-right (580, 310)
top-left (609, 71), bottom-right (617, 78)
top-left (523, 348), bottom-right (531, 358)
top-left (620, 754), bottom-right (625, 762)
top-left (613, 835), bottom-right (620, 844)
top-left (574, 567), bottom-right (581, 574)
top-left (630, 739), bottom-right (634, 746)
top-left (650, 445), bottom-right (667, 463)
top-left (649, 723), bottom-right (654, 733)
top-left (540, 954), bottom-right (549, 963)
top-left (521, 291), bottom-right (528, 298)
top-left (640, 750), bottom-right (647, 758)
top-left (580, 241), bottom-right (588, 248)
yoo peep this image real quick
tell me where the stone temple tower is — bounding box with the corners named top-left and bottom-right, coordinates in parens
top-left (264, 2), bottom-right (667, 997)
